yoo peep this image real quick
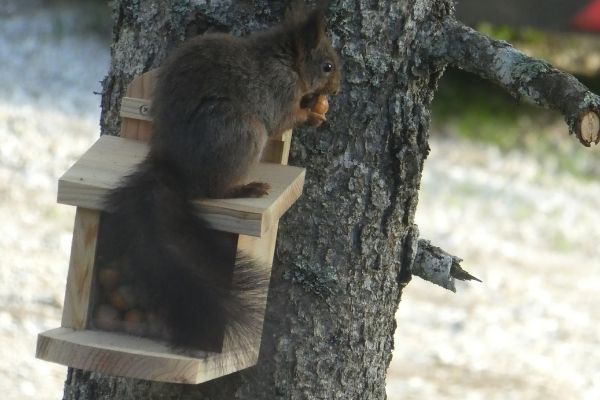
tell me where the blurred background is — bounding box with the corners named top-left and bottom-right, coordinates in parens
top-left (0, 1), bottom-right (598, 399)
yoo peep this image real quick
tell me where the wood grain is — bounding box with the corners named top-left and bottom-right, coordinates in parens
top-left (261, 130), bottom-right (293, 165)
top-left (120, 69), bottom-right (157, 141)
top-left (120, 97), bottom-right (152, 122)
top-left (57, 136), bottom-right (305, 237)
top-left (36, 328), bottom-right (258, 384)
top-left (61, 208), bottom-right (100, 329)
top-left (580, 111), bottom-right (600, 144)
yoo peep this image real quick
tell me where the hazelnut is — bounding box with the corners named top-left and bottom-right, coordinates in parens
top-left (124, 309), bottom-right (146, 335)
top-left (110, 285), bottom-right (137, 311)
top-left (311, 95), bottom-right (329, 115)
top-left (97, 267), bottom-right (121, 290)
top-left (93, 304), bottom-right (122, 331)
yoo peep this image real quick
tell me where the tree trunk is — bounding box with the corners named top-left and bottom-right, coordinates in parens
top-left (62, 0), bottom-right (454, 398)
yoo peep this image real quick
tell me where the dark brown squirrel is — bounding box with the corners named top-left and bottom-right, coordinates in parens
top-left (97, 9), bottom-right (341, 351)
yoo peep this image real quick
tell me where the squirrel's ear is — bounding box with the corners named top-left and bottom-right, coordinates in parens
top-left (297, 10), bottom-right (326, 50)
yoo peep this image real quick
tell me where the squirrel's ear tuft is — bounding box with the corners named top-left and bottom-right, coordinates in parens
top-left (286, 5), bottom-right (328, 56)
top-left (299, 10), bottom-right (326, 49)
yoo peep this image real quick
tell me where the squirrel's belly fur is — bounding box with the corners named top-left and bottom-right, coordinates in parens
top-left (98, 9), bottom-right (340, 351)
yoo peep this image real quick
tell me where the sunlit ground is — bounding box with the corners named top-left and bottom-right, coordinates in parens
top-left (0, 2), bottom-right (108, 398)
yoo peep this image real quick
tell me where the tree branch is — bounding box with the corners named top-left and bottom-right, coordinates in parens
top-left (412, 239), bottom-right (481, 293)
top-left (427, 18), bottom-right (600, 146)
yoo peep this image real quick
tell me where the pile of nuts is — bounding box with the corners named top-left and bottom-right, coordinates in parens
top-left (91, 260), bottom-right (169, 340)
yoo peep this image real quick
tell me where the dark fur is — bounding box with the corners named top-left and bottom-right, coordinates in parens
top-left (100, 10), bottom-right (340, 351)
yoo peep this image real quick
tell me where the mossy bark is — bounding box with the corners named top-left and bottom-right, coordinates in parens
top-left (63, 1), bottom-right (453, 399)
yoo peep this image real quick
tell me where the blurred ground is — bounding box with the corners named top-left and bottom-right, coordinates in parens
top-left (0, 1), bottom-right (109, 398)
top-left (0, 2), bottom-right (598, 400)
top-left (387, 137), bottom-right (600, 400)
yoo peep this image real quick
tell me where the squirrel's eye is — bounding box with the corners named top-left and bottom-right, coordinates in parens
top-left (322, 62), bottom-right (333, 73)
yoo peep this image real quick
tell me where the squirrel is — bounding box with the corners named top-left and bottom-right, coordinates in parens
top-left (95, 9), bottom-right (341, 352)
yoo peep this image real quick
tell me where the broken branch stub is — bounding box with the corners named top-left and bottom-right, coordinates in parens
top-left (412, 239), bottom-right (481, 293)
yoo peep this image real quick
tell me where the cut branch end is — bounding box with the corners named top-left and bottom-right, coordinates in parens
top-left (578, 111), bottom-right (600, 146)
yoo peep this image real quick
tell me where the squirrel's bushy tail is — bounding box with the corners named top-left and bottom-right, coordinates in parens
top-left (98, 156), bottom-right (268, 353)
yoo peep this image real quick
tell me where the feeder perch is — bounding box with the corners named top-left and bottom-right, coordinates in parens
top-left (35, 69), bottom-right (305, 384)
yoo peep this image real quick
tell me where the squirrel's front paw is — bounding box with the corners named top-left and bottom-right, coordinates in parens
top-left (228, 182), bottom-right (271, 198)
top-left (306, 111), bottom-right (326, 126)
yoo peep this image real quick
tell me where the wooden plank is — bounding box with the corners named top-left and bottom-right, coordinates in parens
top-left (120, 97), bottom-right (152, 121)
top-left (120, 117), bottom-right (153, 142)
top-left (57, 136), bottom-right (305, 237)
top-left (61, 208), bottom-right (100, 329)
top-left (126, 69), bottom-right (158, 99)
top-left (279, 130), bottom-right (293, 165)
top-left (262, 140), bottom-right (286, 164)
top-left (237, 221), bottom-right (279, 267)
top-left (220, 222), bottom-right (280, 354)
top-left (261, 130), bottom-right (293, 165)
top-left (36, 328), bottom-right (258, 384)
top-left (120, 69), bottom-right (158, 141)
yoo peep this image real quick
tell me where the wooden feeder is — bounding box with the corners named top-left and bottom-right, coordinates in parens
top-left (35, 69), bottom-right (305, 383)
